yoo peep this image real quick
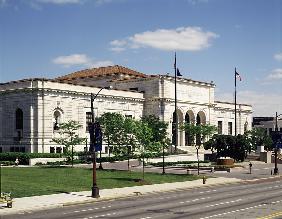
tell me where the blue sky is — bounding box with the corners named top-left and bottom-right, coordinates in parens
top-left (0, 0), bottom-right (281, 116)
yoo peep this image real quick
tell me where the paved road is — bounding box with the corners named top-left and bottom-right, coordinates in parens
top-left (2, 177), bottom-right (282, 219)
top-left (100, 160), bottom-right (282, 181)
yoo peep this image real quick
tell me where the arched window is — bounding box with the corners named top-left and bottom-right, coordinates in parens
top-left (53, 110), bottom-right (62, 131)
top-left (15, 108), bottom-right (23, 130)
top-left (244, 121), bottom-right (248, 133)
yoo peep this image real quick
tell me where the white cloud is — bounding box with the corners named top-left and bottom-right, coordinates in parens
top-left (216, 90), bottom-right (282, 116)
top-left (52, 54), bottom-right (114, 68)
top-left (267, 68), bottom-right (282, 80)
top-left (110, 27), bottom-right (218, 52)
top-left (109, 40), bottom-right (127, 52)
top-left (187, 0), bottom-right (209, 5)
top-left (274, 53), bottom-right (282, 62)
top-left (88, 60), bottom-right (114, 68)
top-left (95, 0), bottom-right (113, 4)
top-left (53, 54), bottom-right (90, 67)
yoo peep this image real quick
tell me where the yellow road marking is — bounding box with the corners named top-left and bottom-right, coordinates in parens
top-left (257, 211), bottom-right (282, 219)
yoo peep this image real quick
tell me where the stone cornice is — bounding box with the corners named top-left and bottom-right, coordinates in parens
top-left (160, 75), bottom-right (216, 88)
top-left (145, 97), bottom-right (213, 107)
top-left (0, 87), bottom-right (145, 103)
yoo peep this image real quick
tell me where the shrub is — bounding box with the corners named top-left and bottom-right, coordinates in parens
top-left (0, 152), bottom-right (63, 165)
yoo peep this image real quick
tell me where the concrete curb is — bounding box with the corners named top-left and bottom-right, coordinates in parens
top-left (1, 176), bottom-right (278, 215)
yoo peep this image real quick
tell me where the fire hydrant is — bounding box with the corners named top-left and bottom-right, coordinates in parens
top-left (203, 176), bottom-right (206, 184)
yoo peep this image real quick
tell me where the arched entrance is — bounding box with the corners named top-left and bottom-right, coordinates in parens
top-left (196, 111), bottom-right (206, 145)
top-left (171, 109), bottom-right (184, 146)
top-left (185, 110), bottom-right (195, 146)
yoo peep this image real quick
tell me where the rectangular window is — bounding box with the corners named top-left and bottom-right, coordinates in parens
top-left (218, 121), bottom-right (223, 134)
top-left (0, 147), bottom-right (2, 153)
top-left (269, 128), bottom-right (272, 134)
top-left (20, 147), bottom-right (25, 153)
top-left (125, 115), bottom-right (133, 119)
top-left (228, 122), bottom-right (232, 135)
top-left (56, 147), bottom-right (62, 153)
top-left (50, 147), bottom-right (55, 153)
top-left (10, 147), bottom-right (15, 152)
top-left (86, 112), bottom-right (92, 131)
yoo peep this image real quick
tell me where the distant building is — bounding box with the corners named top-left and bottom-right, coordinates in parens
top-left (253, 116), bottom-right (282, 135)
top-left (0, 65), bottom-right (253, 153)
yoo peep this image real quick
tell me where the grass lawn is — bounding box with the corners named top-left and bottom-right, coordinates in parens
top-left (0, 167), bottom-right (200, 198)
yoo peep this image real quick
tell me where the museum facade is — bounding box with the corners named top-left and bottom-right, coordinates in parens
top-left (0, 65), bottom-right (252, 153)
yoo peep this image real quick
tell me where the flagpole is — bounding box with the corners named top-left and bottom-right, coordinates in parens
top-left (174, 52), bottom-right (178, 153)
top-left (234, 67), bottom-right (237, 136)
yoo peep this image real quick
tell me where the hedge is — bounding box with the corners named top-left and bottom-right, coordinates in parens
top-left (0, 152), bottom-right (63, 165)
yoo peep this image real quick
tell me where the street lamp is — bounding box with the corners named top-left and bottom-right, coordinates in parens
top-left (0, 163), bottom-right (2, 195)
top-left (90, 86), bottom-right (112, 198)
top-left (196, 144), bottom-right (200, 175)
top-left (273, 112), bottom-right (282, 175)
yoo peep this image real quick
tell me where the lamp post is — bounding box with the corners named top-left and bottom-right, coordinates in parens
top-left (196, 144), bottom-right (200, 175)
top-left (90, 86), bottom-right (111, 198)
top-left (273, 112), bottom-right (282, 175)
top-left (162, 141), bottom-right (165, 175)
top-left (0, 163), bottom-right (2, 195)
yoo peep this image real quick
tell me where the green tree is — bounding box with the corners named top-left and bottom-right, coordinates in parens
top-left (180, 123), bottom-right (217, 146)
top-left (52, 120), bottom-right (86, 167)
top-left (135, 120), bottom-right (154, 180)
top-left (244, 127), bottom-right (273, 152)
top-left (141, 115), bottom-right (170, 152)
top-left (204, 134), bottom-right (249, 162)
top-left (121, 117), bottom-right (138, 171)
top-left (201, 124), bottom-right (218, 142)
top-left (98, 112), bottom-right (124, 157)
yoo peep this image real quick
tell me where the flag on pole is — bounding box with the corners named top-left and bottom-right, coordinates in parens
top-left (174, 52), bottom-right (176, 69)
top-left (177, 68), bottom-right (182, 76)
top-left (235, 70), bottom-right (242, 81)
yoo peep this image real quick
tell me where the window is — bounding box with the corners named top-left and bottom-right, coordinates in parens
top-left (218, 121), bottom-right (223, 134)
top-left (16, 108), bottom-right (23, 130)
top-left (0, 147), bottom-right (2, 153)
top-left (125, 115), bottom-right (133, 119)
top-left (269, 128), bottom-right (272, 134)
top-left (50, 147), bottom-right (55, 153)
top-left (56, 147), bottom-right (62, 153)
top-left (86, 112), bottom-right (92, 131)
top-left (53, 110), bottom-right (62, 131)
top-left (244, 122), bottom-right (248, 133)
top-left (228, 122), bottom-right (232, 135)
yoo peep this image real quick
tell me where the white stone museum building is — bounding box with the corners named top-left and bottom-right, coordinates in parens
top-left (0, 65), bottom-right (252, 153)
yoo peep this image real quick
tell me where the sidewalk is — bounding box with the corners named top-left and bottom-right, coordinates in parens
top-left (0, 177), bottom-right (241, 215)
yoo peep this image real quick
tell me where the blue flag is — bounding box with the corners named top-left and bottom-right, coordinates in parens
top-left (177, 68), bottom-right (182, 76)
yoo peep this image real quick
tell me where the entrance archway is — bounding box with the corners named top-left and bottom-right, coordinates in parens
top-left (185, 110), bottom-right (195, 146)
top-left (171, 109), bottom-right (184, 146)
top-left (196, 111), bottom-right (206, 145)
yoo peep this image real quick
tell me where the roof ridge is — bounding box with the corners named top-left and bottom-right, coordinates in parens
top-left (55, 65), bottom-right (148, 81)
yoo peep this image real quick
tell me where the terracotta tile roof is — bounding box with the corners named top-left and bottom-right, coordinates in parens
top-left (55, 65), bottom-right (148, 81)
